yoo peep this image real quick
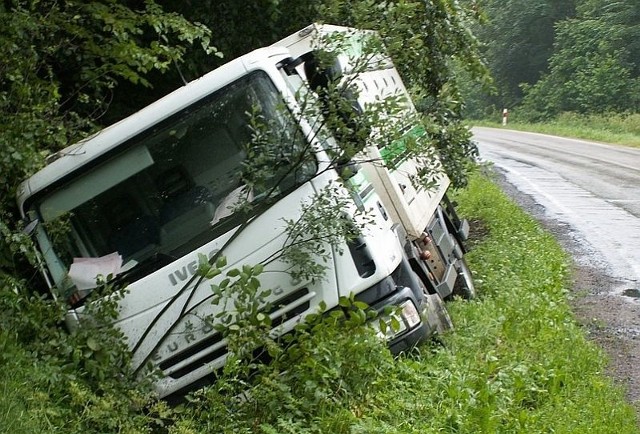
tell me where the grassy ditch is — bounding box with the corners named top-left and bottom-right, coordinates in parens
top-left (1, 173), bottom-right (638, 433)
top-left (472, 112), bottom-right (640, 148)
top-left (356, 173), bottom-right (639, 433)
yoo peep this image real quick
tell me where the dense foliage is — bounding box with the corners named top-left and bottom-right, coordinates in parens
top-left (522, 0), bottom-right (640, 118)
top-left (0, 0), bottom-right (214, 203)
top-left (466, 0), bottom-right (575, 112)
top-left (463, 0), bottom-right (640, 120)
top-left (0, 0), bottom-right (215, 282)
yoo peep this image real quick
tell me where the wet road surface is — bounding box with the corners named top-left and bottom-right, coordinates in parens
top-left (473, 126), bottom-right (640, 411)
top-left (473, 127), bottom-right (640, 295)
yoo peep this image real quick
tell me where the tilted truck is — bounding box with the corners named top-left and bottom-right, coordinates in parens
top-left (16, 24), bottom-right (474, 398)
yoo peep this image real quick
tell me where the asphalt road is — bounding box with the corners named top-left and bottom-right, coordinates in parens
top-left (472, 126), bottom-right (640, 409)
top-left (473, 126), bottom-right (640, 295)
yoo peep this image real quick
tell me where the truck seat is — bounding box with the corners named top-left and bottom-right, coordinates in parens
top-left (156, 167), bottom-right (215, 250)
top-left (107, 197), bottom-right (160, 259)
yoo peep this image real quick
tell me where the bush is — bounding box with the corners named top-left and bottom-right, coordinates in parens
top-left (0, 276), bottom-right (162, 433)
top-left (171, 300), bottom-right (395, 433)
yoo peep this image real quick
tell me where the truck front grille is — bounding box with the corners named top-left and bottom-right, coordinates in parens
top-left (160, 287), bottom-right (312, 379)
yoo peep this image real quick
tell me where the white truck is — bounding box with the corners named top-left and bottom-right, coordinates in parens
top-left (16, 24), bottom-right (474, 398)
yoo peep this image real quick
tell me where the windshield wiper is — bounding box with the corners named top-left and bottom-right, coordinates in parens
top-left (111, 252), bottom-right (176, 286)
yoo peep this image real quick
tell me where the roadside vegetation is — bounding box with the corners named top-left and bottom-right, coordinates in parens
top-left (471, 112), bottom-right (640, 148)
top-left (459, 0), bottom-right (639, 140)
top-left (2, 172), bottom-right (637, 433)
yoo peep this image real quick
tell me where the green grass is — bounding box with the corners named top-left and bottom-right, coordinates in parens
top-left (472, 112), bottom-right (640, 148)
top-left (330, 173), bottom-right (638, 433)
top-left (0, 337), bottom-right (62, 434)
top-left (2, 173), bottom-right (638, 433)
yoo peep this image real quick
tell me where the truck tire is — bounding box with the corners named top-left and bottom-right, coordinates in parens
top-left (452, 257), bottom-right (476, 300)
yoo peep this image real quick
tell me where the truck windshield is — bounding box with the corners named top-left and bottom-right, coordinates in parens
top-left (32, 71), bottom-right (315, 293)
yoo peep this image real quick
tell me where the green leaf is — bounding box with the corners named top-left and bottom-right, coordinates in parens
top-left (253, 263), bottom-right (264, 275)
top-left (216, 255), bottom-right (227, 268)
top-left (390, 315), bottom-right (401, 332)
top-left (86, 337), bottom-right (101, 351)
top-left (338, 297), bottom-right (351, 308)
top-left (378, 318), bottom-right (388, 335)
top-left (197, 252), bottom-right (208, 267)
top-left (353, 301), bottom-right (369, 310)
top-left (206, 268), bottom-right (221, 279)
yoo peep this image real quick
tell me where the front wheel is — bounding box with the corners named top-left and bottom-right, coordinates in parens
top-left (452, 257), bottom-right (476, 300)
top-left (414, 271), bottom-right (453, 335)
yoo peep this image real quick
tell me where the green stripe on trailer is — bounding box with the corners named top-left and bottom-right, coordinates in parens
top-left (379, 124), bottom-right (426, 167)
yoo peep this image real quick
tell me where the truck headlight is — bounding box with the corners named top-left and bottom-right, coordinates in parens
top-left (369, 299), bottom-right (421, 341)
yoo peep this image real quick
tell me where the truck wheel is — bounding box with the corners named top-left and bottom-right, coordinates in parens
top-left (452, 257), bottom-right (476, 300)
top-left (426, 293), bottom-right (453, 335)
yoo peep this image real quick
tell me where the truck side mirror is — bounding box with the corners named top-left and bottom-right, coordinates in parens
top-left (303, 51), bottom-right (343, 92)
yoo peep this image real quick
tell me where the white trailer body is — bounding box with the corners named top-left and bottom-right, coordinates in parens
top-left (276, 24), bottom-right (450, 238)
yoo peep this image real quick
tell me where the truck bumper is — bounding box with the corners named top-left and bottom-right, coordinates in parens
top-left (355, 257), bottom-right (438, 354)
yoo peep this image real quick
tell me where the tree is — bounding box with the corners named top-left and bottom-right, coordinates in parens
top-left (0, 0), bottom-right (215, 286)
top-left (521, 0), bottom-right (640, 117)
top-left (460, 0), bottom-right (575, 116)
top-left (578, 0), bottom-right (640, 75)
